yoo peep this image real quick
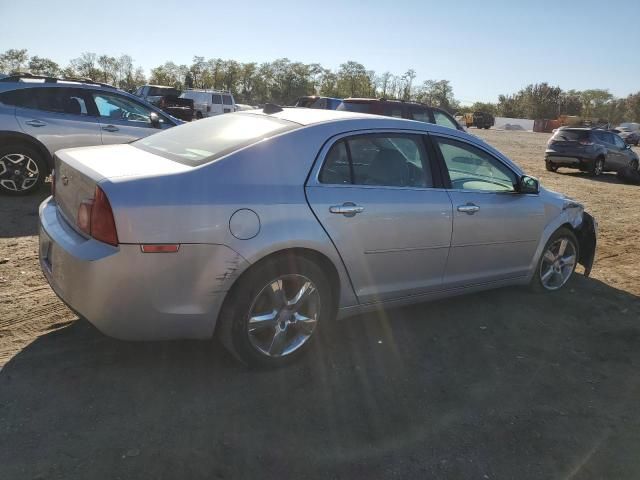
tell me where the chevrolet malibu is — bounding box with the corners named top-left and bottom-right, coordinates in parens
top-left (39, 107), bottom-right (597, 367)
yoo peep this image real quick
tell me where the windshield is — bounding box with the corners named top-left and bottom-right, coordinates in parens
top-left (148, 87), bottom-right (179, 97)
top-left (552, 129), bottom-right (590, 141)
top-left (133, 113), bottom-right (298, 166)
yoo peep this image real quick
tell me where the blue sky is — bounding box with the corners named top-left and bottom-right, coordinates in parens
top-left (1, 0), bottom-right (639, 104)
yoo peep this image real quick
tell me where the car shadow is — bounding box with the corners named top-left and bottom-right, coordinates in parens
top-left (1, 276), bottom-right (640, 479)
top-left (558, 170), bottom-right (622, 184)
top-left (0, 184), bottom-right (50, 238)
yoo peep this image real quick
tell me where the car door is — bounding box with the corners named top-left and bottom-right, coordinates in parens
top-left (13, 87), bottom-right (101, 157)
top-left (210, 93), bottom-right (223, 116)
top-left (305, 132), bottom-right (453, 304)
top-left (610, 132), bottom-right (631, 170)
top-left (88, 90), bottom-right (173, 144)
top-left (431, 134), bottom-right (546, 288)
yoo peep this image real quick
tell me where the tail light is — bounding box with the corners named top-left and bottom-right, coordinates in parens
top-left (76, 186), bottom-right (119, 246)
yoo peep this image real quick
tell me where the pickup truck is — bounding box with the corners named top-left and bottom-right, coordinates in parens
top-left (134, 85), bottom-right (194, 122)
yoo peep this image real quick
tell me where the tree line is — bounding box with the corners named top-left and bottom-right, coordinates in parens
top-left (2, 48), bottom-right (640, 123)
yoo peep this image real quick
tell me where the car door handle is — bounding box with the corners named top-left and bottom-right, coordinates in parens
top-left (25, 119), bottom-right (47, 127)
top-left (457, 203), bottom-right (480, 214)
top-left (329, 203), bottom-right (364, 217)
top-left (102, 125), bottom-right (119, 132)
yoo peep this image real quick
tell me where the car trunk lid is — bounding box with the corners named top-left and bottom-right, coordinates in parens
top-left (53, 144), bottom-right (190, 232)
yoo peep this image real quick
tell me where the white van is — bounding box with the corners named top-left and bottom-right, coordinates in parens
top-left (179, 90), bottom-right (235, 119)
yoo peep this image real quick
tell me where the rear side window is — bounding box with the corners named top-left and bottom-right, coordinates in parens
top-left (319, 134), bottom-right (432, 188)
top-left (222, 95), bottom-right (233, 105)
top-left (553, 130), bottom-right (590, 142)
top-left (134, 113), bottom-right (298, 166)
top-left (212, 94), bottom-right (222, 104)
top-left (0, 87), bottom-right (90, 115)
top-left (384, 106), bottom-right (403, 118)
top-left (410, 108), bottom-right (430, 122)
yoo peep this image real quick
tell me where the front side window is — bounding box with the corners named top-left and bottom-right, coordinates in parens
top-left (410, 109), bottom-right (430, 122)
top-left (212, 94), bottom-right (222, 104)
top-left (613, 134), bottom-right (626, 148)
top-left (435, 137), bottom-right (517, 192)
top-left (92, 92), bottom-right (155, 124)
top-left (319, 134), bottom-right (432, 188)
top-left (433, 110), bottom-right (459, 130)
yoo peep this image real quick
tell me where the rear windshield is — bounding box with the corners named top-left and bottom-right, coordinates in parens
top-left (337, 102), bottom-right (372, 113)
top-left (552, 129), bottom-right (590, 141)
top-left (148, 87), bottom-right (179, 97)
top-left (133, 113), bottom-right (298, 166)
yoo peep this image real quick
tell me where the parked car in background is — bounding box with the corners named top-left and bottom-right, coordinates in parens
top-left (611, 126), bottom-right (640, 146)
top-left (235, 103), bottom-right (257, 111)
top-left (545, 127), bottom-right (639, 175)
top-left (180, 89), bottom-right (235, 119)
top-left (39, 107), bottom-right (596, 367)
top-left (0, 73), bottom-right (180, 195)
top-left (473, 111), bottom-right (494, 129)
top-left (337, 98), bottom-right (465, 132)
top-left (134, 85), bottom-right (194, 122)
top-left (294, 96), bottom-right (343, 110)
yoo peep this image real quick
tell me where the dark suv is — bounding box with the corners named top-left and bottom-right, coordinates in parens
top-left (337, 98), bottom-right (465, 132)
top-left (545, 127), bottom-right (639, 176)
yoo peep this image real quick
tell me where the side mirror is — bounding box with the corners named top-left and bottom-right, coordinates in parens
top-left (149, 112), bottom-right (162, 129)
top-left (518, 175), bottom-right (539, 194)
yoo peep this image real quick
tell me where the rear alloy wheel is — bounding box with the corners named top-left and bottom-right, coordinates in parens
top-left (545, 161), bottom-right (558, 172)
top-left (531, 228), bottom-right (579, 292)
top-left (218, 256), bottom-right (332, 367)
top-left (0, 145), bottom-right (47, 195)
top-left (592, 157), bottom-right (605, 176)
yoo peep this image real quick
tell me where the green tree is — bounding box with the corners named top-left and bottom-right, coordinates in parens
top-left (0, 48), bottom-right (29, 73)
top-left (28, 56), bottom-right (60, 76)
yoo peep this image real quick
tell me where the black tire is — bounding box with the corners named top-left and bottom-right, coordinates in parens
top-left (545, 161), bottom-right (558, 172)
top-left (630, 159), bottom-right (639, 171)
top-left (484, 126), bottom-right (490, 129)
top-left (218, 255), bottom-right (334, 368)
top-left (0, 143), bottom-right (47, 196)
top-left (530, 227), bottom-right (579, 293)
top-left (195, 111), bottom-right (203, 119)
top-left (591, 156), bottom-right (605, 176)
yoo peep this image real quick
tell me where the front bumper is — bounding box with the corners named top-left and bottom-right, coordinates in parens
top-left (39, 196), bottom-right (248, 340)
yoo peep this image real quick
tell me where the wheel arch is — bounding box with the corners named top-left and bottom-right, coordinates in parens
top-left (0, 131), bottom-right (53, 172)
top-left (215, 246), bottom-right (342, 336)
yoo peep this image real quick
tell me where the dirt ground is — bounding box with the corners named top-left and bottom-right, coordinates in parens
top-left (1, 129), bottom-right (639, 479)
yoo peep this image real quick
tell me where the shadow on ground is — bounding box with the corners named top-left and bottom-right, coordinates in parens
top-left (1, 276), bottom-right (640, 479)
top-left (0, 186), bottom-right (50, 238)
top-left (561, 171), bottom-right (623, 184)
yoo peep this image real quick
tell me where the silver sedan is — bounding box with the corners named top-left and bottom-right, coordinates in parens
top-left (39, 107), bottom-right (597, 366)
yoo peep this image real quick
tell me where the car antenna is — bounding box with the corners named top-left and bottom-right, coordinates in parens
top-left (263, 103), bottom-right (283, 114)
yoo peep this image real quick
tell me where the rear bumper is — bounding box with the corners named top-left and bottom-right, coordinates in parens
top-left (38, 196), bottom-right (248, 341)
top-left (545, 152), bottom-right (597, 170)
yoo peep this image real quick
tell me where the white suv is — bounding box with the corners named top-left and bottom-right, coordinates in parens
top-left (180, 90), bottom-right (235, 119)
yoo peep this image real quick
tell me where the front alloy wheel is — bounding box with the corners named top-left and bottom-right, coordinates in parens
top-left (592, 158), bottom-right (604, 176)
top-left (539, 236), bottom-right (577, 291)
